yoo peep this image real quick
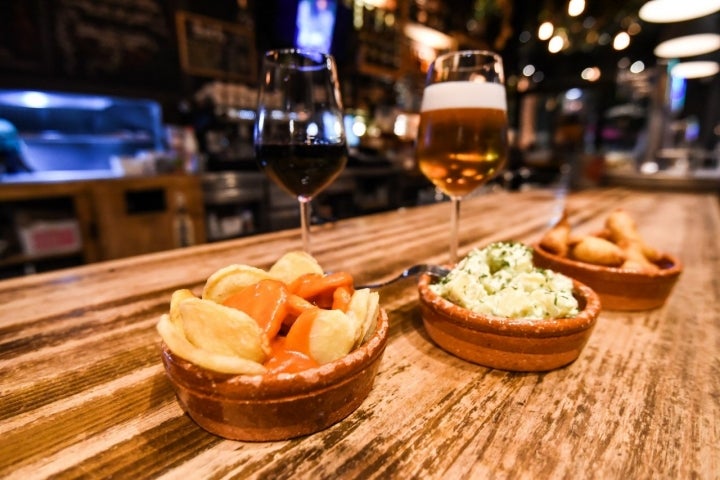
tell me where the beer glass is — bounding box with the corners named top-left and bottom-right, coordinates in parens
top-left (416, 50), bottom-right (508, 263)
top-left (254, 49), bottom-right (347, 253)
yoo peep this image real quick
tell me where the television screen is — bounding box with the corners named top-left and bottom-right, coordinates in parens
top-left (295, 0), bottom-right (337, 53)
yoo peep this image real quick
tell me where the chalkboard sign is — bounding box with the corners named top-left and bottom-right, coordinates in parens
top-left (51, 0), bottom-right (178, 87)
top-left (176, 11), bottom-right (257, 83)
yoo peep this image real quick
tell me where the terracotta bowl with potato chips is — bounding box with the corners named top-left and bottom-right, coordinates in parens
top-left (532, 243), bottom-right (682, 311)
top-left (161, 308), bottom-right (388, 442)
top-left (418, 274), bottom-right (601, 372)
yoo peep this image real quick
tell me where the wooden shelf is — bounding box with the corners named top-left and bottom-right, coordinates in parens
top-left (0, 174), bottom-right (205, 277)
top-left (0, 250), bottom-right (84, 268)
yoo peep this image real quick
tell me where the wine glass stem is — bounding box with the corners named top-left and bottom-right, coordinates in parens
top-left (299, 198), bottom-right (311, 253)
top-left (449, 196), bottom-right (461, 264)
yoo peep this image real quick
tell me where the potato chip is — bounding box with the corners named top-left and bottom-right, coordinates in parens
top-left (169, 289), bottom-right (196, 335)
top-left (346, 288), bottom-right (379, 348)
top-left (180, 298), bottom-right (270, 363)
top-left (306, 309), bottom-right (356, 364)
top-left (362, 291), bottom-right (380, 344)
top-left (346, 288), bottom-right (368, 346)
top-left (157, 314), bottom-right (266, 375)
top-left (202, 264), bottom-right (274, 304)
top-left (268, 251), bottom-right (324, 285)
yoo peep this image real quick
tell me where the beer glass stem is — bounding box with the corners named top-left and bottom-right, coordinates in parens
top-left (449, 196), bottom-right (460, 264)
top-left (299, 197), bottom-right (311, 253)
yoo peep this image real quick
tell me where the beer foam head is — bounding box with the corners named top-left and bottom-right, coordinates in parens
top-left (421, 82), bottom-right (507, 112)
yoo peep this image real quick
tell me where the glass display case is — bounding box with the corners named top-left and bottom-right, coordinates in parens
top-left (0, 89), bottom-right (164, 178)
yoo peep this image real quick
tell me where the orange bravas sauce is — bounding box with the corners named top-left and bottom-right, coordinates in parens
top-left (222, 273), bottom-right (355, 375)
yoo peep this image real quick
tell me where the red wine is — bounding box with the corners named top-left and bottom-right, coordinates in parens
top-left (256, 143), bottom-right (347, 198)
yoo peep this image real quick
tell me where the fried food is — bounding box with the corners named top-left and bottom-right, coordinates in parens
top-left (202, 264), bottom-right (274, 304)
top-left (570, 236), bottom-right (626, 267)
top-left (605, 209), bottom-right (640, 243)
top-left (539, 216), bottom-right (571, 257)
top-left (539, 209), bottom-right (664, 270)
top-left (169, 288), bottom-right (195, 335)
top-left (285, 309), bottom-right (356, 365)
top-left (618, 239), bottom-right (660, 273)
top-left (158, 253), bottom-right (381, 375)
top-left (269, 250), bottom-right (324, 284)
top-left (157, 314), bottom-right (267, 375)
top-left (346, 288), bottom-right (380, 348)
top-left (181, 297), bottom-right (270, 362)
top-left (606, 209), bottom-right (662, 263)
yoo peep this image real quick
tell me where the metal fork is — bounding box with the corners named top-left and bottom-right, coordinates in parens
top-left (357, 264), bottom-right (451, 289)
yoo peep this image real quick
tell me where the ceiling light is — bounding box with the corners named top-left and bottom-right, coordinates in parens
top-left (639, 0), bottom-right (720, 23)
top-left (654, 33), bottom-right (720, 58)
top-left (670, 60), bottom-right (720, 78)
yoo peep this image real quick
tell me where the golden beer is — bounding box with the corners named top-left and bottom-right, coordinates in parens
top-left (417, 82), bottom-right (508, 197)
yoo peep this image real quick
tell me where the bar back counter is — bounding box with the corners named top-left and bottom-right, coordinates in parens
top-left (0, 187), bottom-right (718, 479)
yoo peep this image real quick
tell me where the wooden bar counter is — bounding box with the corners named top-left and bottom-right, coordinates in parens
top-left (1, 187), bottom-right (718, 479)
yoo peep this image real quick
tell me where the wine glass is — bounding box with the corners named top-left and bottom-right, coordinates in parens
top-left (254, 49), bottom-right (347, 253)
top-left (416, 50), bottom-right (509, 264)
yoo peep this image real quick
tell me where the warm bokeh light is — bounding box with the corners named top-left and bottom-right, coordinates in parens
top-left (548, 35), bottom-right (564, 53)
top-left (627, 21), bottom-right (642, 36)
top-left (585, 29), bottom-right (599, 44)
top-left (671, 60), bottom-right (720, 79)
top-left (352, 117), bottom-right (367, 137)
top-left (630, 61), bottom-right (645, 74)
top-left (404, 23), bottom-right (455, 50)
top-left (613, 31), bottom-right (630, 50)
top-left (568, 0), bottom-right (586, 17)
top-left (362, 0), bottom-right (396, 9)
top-left (581, 67), bottom-right (601, 81)
top-left (538, 21), bottom-right (554, 41)
top-left (654, 33), bottom-right (720, 58)
top-left (639, 0), bottom-right (720, 23)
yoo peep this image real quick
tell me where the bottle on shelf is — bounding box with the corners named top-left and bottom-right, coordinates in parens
top-left (173, 192), bottom-right (195, 248)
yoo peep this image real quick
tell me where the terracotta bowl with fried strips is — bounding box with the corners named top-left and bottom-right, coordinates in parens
top-left (161, 309), bottom-right (389, 441)
top-left (532, 243), bottom-right (682, 311)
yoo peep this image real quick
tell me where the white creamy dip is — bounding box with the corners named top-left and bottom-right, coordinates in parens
top-left (430, 242), bottom-right (579, 319)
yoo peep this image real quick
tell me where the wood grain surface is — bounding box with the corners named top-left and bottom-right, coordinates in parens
top-left (1, 187), bottom-right (718, 479)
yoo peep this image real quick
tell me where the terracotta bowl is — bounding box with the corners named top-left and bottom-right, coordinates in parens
top-left (160, 309), bottom-right (389, 442)
top-left (532, 243), bottom-right (682, 311)
top-left (418, 275), bottom-right (601, 372)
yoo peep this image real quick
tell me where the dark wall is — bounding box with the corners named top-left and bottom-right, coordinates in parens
top-left (0, 0), bottom-right (256, 122)
top-left (0, 0), bottom-right (359, 123)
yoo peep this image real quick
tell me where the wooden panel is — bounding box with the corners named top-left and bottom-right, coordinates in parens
top-left (0, 180), bottom-right (98, 266)
top-left (91, 175), bottom-right (205, 260)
